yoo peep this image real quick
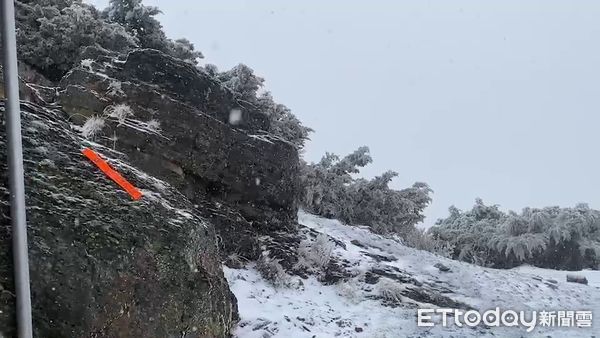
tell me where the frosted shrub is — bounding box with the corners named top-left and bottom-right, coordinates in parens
top-left (204, 63), bottom-right (219, 76)
top-left (104, 104), bottom-right (133, 125)
top-left (81, 116), bottom-right (105, 139)
top-left (145, 119), bottom-right (161, 132)
top-left (218, 64), bottom-right (264, 102)
top-left (225, 252), bottom-right (248, 269)
top-left (399, 228), bottom-right (454, 258)
top-left (256, 92), bottom-right (313, 149)
top-left (215, 64), bottom-right (312, 148)
top-left (106, 80), bottom-right (125, 97)
top-left (15, 2), bottom-right (137, 81)
top-left (300, 147), bottom-right (432, 235)
top-left (430, 199), bottom-right (600, 269)
top-left (458, 246), bottom-right (495, 268)
top-left (296, 233), bottom-right (335, 273)
top-left (335, 278), bottom-right (363, 304)
top-left (256, 253), bottom-right (289, 288)
top-left (80, 59), bottom-right (94, 71)
top-left (377, 279), bottom-right (404, 304)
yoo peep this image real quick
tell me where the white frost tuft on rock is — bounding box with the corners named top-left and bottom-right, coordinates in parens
top-left (104, 103), bottom-right (134, 125)
top-left (81, 116), bottom-right (105, 139)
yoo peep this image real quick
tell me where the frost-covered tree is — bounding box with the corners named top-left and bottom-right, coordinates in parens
top-left (301, 146), bottom-right (432, 234)
top-left (13, 0), bottom-right (202, 79)
top-left (203, 63), bottom-right (219, 76)
top-left (213, 65), bottom-right (312, 148)
top-left (14, 0), bottom-right (310, 151)
top-left (104, 0), bottom-right (163, 48)
top-left (430, 199), bottom-right (600, 270)
top-left (218, 64), bottom-right (264, 103)
top-left (168, 38), bottom-right (203, 64)
top-left (301, 147), bottom-right (371, 218)
top-left (104, 0), bottom-right (202, 64)
top-left (15, 0), bottom-right (137, 80)
top-left (257, 92), bottom-right (313, 149)
top-left (350, 177), bottom-right (433, 234)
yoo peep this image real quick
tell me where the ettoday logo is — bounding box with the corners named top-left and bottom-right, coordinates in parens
top-left (417, 308), bottom-right (593, 332)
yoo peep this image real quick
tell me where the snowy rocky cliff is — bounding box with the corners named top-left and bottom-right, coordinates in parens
top-left (3, 47), bottom-right (597, 338)
top-left (0, 101), bottom-right (234, 337)
top-left (57, 48), bottom-right (301, 248)
top-left (0, 48), bottom-right (302, 337)
top-left (227, 211), bottom-right (600, 338)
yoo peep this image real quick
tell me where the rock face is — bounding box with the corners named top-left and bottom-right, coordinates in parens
top-left (57, 49), bottom-right (301, 259)
top-left (0, 62), bottom-right (56, 105)
top-left (0, 48), bottom-right (303, 336)
top-left (434, 262), bottom-right (451, 272)
top-left (566, 274), bottom-right (588, 285)
top-left (0, 103), bottom-right (236, 335)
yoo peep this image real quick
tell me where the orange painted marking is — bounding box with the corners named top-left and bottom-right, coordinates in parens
top-left (82, 147), bottom-right (143, 200)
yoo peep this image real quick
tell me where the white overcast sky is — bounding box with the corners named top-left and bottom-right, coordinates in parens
top-left (90, 0), bottom-right (600, 226)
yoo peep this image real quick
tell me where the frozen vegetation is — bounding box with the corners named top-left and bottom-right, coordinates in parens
top-left (6, 1), bottom-right (599, 337)
top-left (226, 211), bottom-right (600, 338)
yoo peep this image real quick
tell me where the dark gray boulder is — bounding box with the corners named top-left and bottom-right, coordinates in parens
top-left (114, 49), bottom-right (270, 132)
top-left (58, 48), bottom-right (301, 240)
top-left (1, 101), bottom-right (235, 337)
top-left (53, 49), bottom-right (303, 272)
top-left (434, 262), bottom-right (451, 272)
top-left (566, 274), bottom-right (588, 285)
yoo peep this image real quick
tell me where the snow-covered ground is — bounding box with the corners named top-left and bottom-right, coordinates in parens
top-left (225, 211), bottom-right (600, 337)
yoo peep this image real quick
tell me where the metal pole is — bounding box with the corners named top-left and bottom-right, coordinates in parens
top-left (1, 0), bottom-right (34, 337)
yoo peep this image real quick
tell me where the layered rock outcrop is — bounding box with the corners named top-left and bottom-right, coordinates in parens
top-left (0, 102), bottom-right (235, 337)
top-left (58, 48), bottom-right (301, 258)
top-left (0, 48), bottom-right (302, 336)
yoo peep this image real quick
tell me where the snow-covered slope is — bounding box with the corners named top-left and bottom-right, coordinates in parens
top-left (225, 211), bottom-right (600, 337)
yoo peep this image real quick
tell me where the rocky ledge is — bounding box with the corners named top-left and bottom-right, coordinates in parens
top-left (0, 102), bottom-right (235, 337)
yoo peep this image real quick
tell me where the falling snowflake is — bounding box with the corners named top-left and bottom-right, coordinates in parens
top-left (229, 109), bottom-right (243, 125)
